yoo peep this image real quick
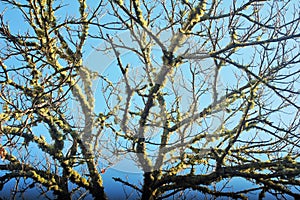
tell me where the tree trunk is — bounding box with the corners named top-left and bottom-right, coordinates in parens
top-left (141, 172), bottom-right (155, 200)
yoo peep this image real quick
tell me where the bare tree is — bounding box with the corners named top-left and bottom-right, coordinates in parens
top-left (0, 0), bottom-right (300, 199)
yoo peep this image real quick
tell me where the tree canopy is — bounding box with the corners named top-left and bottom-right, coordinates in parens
top-left (0, 0), bottom-right (300, 199)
